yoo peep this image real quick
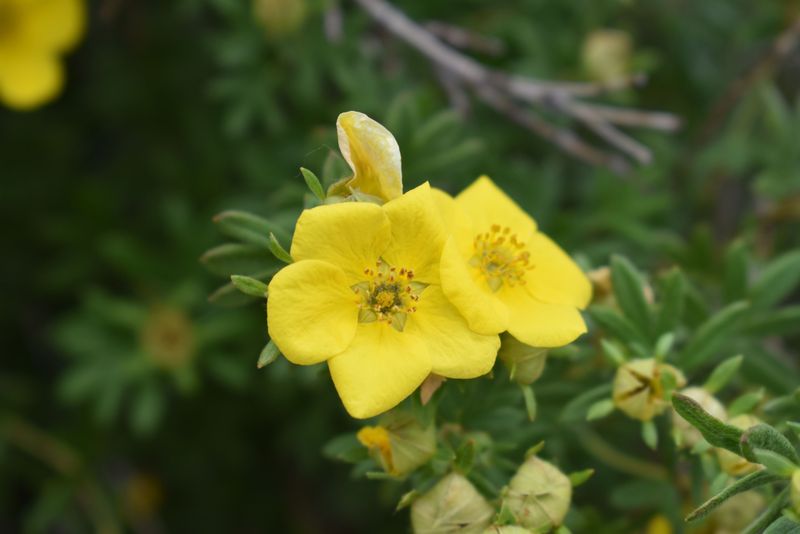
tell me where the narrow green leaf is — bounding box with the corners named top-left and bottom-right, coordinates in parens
top-left (763, 516), bottom-right (800, 534)
top-left (672, 393), bottom-right (743, 454)
top-left (300, 167), bottom-right (326, 201)
top-left (654, 268), bottom-right (685, 336)
top-left (642, 420), bottom-right (658, 450)
top-left (745, 306), bottom-right (800, 336)
top-left (742, 488), bottom-right (790, 534)
top-left (230, 275), bottom-right (268, 298)
top-left (201, 243), bottom-right (275, 276)
top-left (454, 440), bottom-right (476, 474)
top-left (610, 255), bottom-right (652, 338)
top-left (740, 424), bottom-right (800, 464)
top-left (257, 341), bottom-right (280, 369)
top-left (561, 384), bottom-right (613, 422)
top-left (323, 433), bottom-right (368, 463)
top-left (212, 210), bottom-right (282, 246)
top-left (723, 240), bottom-right (749, 302)
top-left (728, 389), bottom-right (764, 417)
top-left (395, 490), bottom-right (418, 512)
top-left (752, 448), bottom-right (798, 477)
top-left (750, 250), bottom-right (800, 309)
top-left (588, 306), bottom-right (650, 347)
top-left (653, 332), bottom-right (675, 360)
top-left (521, 385), bottom-right (537, 422)
top-left (703, 355), bottom-right (744, 394)
top-left (679, 301), bottom-right (750, 370)
top-left (586, 399), bottom-right (615, 421)
top-left (267, 232), bottom-right (293, 264)
top-left (788, 422), bottom-right (800, 438)
top-left (568, 468), bottom-right (595, 487)
top-left (600, 339), bottom-right (627, 366)
top-left (208, 281), bottom-right (257, 307)
top-left (685, 470), bottom-right (783, 522)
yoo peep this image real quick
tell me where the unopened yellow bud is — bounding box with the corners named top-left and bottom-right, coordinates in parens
top-left (498, 334), bottom-right (548, 385)
top-left (711, 490), bottom-right (765, 534)
top-left (613, 359), bottom-right (686, 422)
top-left (253, 0), bottom-right (307, 38)
top-left (672, 386), bottom-right (727, 449)
top-left (502, 456), bottom-right (571, 531)
top-left (583, 29), bottom-right (633, 82)
top-left (358, 412), bottom-right (435, 477)
top-left (716, 414), bottom-right (763, 476)
top-left (411, 473), bottom-right (494, 534)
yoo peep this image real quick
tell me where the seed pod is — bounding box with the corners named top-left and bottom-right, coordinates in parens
top-left (502, 456), bottom-right (571, 531)
top-left (357, 411), bottom-right (435, 477)
top-left (672, 386), bottom-right (727, 449)
top-left (716, 414), bottom-right (763, 476)
top-left (498, 334), bottom-right (548, 385)
top-left (411, 473), bottom-right (494, 534)
top-left (613, 359), bottom-right (686, 422)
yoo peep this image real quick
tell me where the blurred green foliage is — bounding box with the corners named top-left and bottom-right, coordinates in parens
top-left (1, 0), bottom-right (800, 532)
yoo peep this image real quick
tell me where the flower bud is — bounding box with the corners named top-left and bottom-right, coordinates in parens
top-left (672, 386), bottom-right (727, 449)
top-left (613, 359), bottom-right (686, 422)
top-left (483, 527), bottom-right (532, 534)
top-left (716, 414), bottom-right (763, 476)
top-left (711, 490), bottom-right (765, 534)
top-left (411, 473), bottom-right (494, 534)
top-left (791, 470), bottom-right (800, 514)
top-left (582, 29), bottom-right (632, 82)
top-left (498, 334), bottom-right (548, 385)
top-left (357, 411), bottom-right (435, 477)
top-left (502, 456), bottom-right (571, 531)
top-left (253, 0), bottom-right (307, 38)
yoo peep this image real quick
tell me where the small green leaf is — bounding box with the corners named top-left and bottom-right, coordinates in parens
top-left (525, 441), bottom-right (545, 458)
top-left (750, 250), bottom-right (800, 309)
top-left (588, 306), bottom-right (649, 347)
top-left (690, 439), bottom-right (712, 455)
top-left (300, 167), bottom-right (326, 201)
top-left (723, 240), bottom-right (749, 302)
top-left (395, 490), bottom-right (418, 511)
top-left (672, 393), bottom-right (743, 454)
top-left (521, 385), bottom-right (537, 422)
top-left (654, 268), bottom-right (684, 336)
top-left (654, 332), bottom-right (675, 360)
top-left (322, 434), bottom-right (368, 463)
top-left (728, 389), bottom-right (764, 417)
top-left (454, 440), bottom-right (476, 474)
top-left (742, 487), bottom-right (790, 534)
top-left (740, 424), bottom-right (800, 464)
top-left (751, 448), bottom-right (798, 477)
top-left (568, 468), bottom-right (595, 487)
top-left (586, 399), bottom-right (615, 421)
top-left (610, 255), bottom-right (652, 338)
top-left (257, 341), bottom-right (280, 369)
top-left (703, 355), bottom-right (744, 394)
top-left (685, 470), bottom-right (782, 522)
top-left (787, 421), bottom-right (800, 438)
top-left (601, 339), bottom-right (627, 366)
top-left (230, 275), bottom-right (268, 298)
top-left (267, 232), bottom-right (293, 264)
top-left (745, 305), bottom-right (800, 336)
top-left (201, 243), bottom-right (276, 276)
top-left (561, 384), bottom-right (613, 422)
top-left (679, 301), bottom-right (750, 370)
top-left (763, 516), bottom-right (800, 534)
top-left (213, 210), bottom-right (283, 246)
top-left (642, 420), bottom-right (658, 450)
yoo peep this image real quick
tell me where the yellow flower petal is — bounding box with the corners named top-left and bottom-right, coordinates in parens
top-left (337, 111), bottom-right (403, 202)
top-left (19, 0), bottom-right (86, 53)
top-left (328, 322), bottom-right (431, 419)
top-left (0, 50), bottom-right (62, 110)
top-left (455, 176), bottom-right (537, 238)
top-left (439, 237), bottom-right (509, 334)
top-left (290, 202), bottom-right (390, 283)
top-left (408, 286), bottom-right (500, 378)
top-left (525, 231), bottom-right (592, 309)
top-left (382, 183), bottom-right (447, 284)
top-left (502, 289), bottom-right (587, 347)
top-left (267, 259), bottom-right (359, 365)
top-left (430, 187), bottom-right (474, 253)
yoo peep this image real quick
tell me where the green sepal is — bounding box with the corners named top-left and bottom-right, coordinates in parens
top-left (740, 424), bottom-right (800, 464)
top-left (300, 167), bottom-right (326, 201)
top-left (568, 468), bottom-right (595, 487)
top-left (671, 393), bottom-right (743, 454)
top-left (257, 340), bottom-right (280, 369)
top-left (230, 275), bottom-right (268, 298)
top-left (267, 232), bottom-right (293, 264)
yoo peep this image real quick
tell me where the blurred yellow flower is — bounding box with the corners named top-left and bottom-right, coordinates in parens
top-left (0, 0), bottom-right (84, 110)
top-left (331, 111), bottom-right (403, 203)
top-left (434, 176), bottom-right (591, 347)
top-left (612, 358), bottom-right (686, 421)
top-left (267, 183), bottom-right (499, 418)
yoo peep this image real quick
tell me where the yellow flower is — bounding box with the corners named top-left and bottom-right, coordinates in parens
top-left (716, 414), bottom-right (763, 476)
top-left (0, 0), bottom-right (84, 110)
top-left (267, 183), bottom-right (500, 418)
top-left (612, 358), bottom-right (686, 421)
top-left (329, 111), bottom-right (403, 203)
top-left (356, 411), bottom-right (435, 476)
top-left (434, 176), bottom-right (591, 347)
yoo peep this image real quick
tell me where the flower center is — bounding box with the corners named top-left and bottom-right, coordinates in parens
top-left (352, 259), bottom-right (426, 332)
top-left (470, 224), bottom-right (533, 291)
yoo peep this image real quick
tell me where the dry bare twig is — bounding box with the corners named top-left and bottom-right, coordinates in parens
top-left (352, 0), bottom-right (682, 173)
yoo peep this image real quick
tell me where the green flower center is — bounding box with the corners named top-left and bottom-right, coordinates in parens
top-left (470, 224), bottom-right (533, 291)
top-left (352, 260), bottom-right (426, 332)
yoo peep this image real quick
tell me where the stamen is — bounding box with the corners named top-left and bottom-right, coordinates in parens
top-left (469, 223), bottom-right (534, 292)
top-left (352, 259), bottom-right (427, 332)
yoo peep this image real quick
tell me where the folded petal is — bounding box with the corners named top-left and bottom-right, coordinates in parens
top-left (440, 237), bottom-right (509, 334)
top-left (0, 50), bottom-right (62, 110)
top-left (328, 323), bottom-right (431, 419)
top-left (525, 231), bottom-right (592, 309)
top-left (382, 183), bottom-right (447, 284)
top-left (502, 289), bottom-right (587, 348)
top-left (408, 286), bottom-right (500, 379)
top-left (290, 202), bottom-right (390, 283)
top-left (337, 111), bottom-right (403, 202)
top-left (456, 176), bottom-right (537, 238)
top-left (19, 0), bottom-right (86, 53)
top-left (267, 260), bottom-right (359, 365)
